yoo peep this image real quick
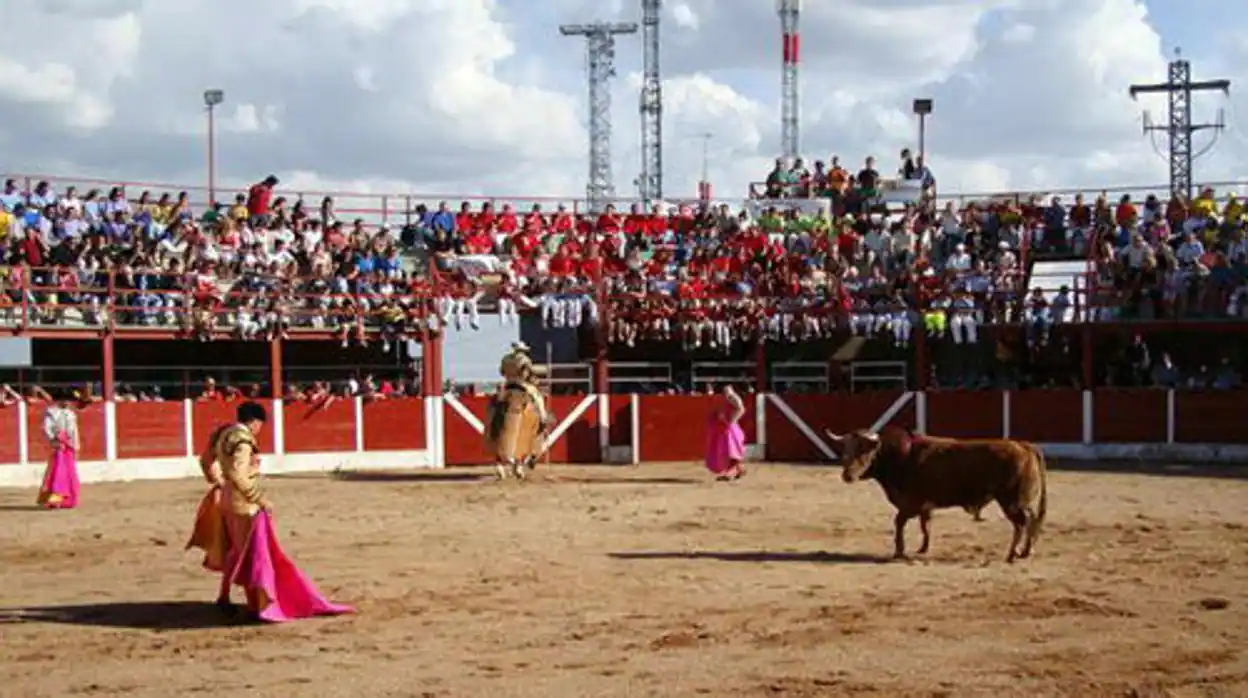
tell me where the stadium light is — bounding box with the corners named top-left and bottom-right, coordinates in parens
top-left (912, 98), bottom-right (933, 161)
top-left (203, 90), bottom-right (225, 204)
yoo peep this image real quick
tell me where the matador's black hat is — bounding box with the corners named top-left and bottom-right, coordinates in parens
top-left (237, 401), bottom-right (268, 424)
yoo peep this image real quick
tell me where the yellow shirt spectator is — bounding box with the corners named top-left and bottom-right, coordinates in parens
top-left (0, 208), bottom-right (12, 245)
top-left (1191, 192), bottom-right (1216, 218)
top-left (1223, 196), bottom-right (1242, 225)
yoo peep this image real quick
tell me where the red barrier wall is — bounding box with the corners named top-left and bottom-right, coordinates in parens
top-left (638, 395), bottom-right (715, 462)
top-left (284, 400), bottom-right (355, 453)
top-left (361, 398), bottom-right (426, 451)
top-left (116, 401), bottom-right (186, 460)
top-left (607, 395), bottom-right (631, 446)
top-left (1093, 390), bottom-right (1166, 443)
top-left (0, 406), bottom-right (19, 464)
top-left (444, 396), bottom-right (492, 466)
top-left (8, 391), bottom-right (1248, 473)
top-left (1174, 390), bottom-right (1248, 444)
top-left (27, 401), bottom-right (107, 464)
top-left (543, 395), bottom-right (600, 463)
top-left (926, 391), bottom-right (1002, 439)
top-left (192, 400), bottom-right (275, 455)
top-left (764, 392), bottom-right (917, 462)
top-left (1008, 390), bottom-right (1082, 443)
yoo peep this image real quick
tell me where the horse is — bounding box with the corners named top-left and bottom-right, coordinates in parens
top-left (484, 386), bottom-right (545, 480)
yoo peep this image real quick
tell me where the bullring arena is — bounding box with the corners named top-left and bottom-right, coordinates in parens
top-left (2, 391), bottom-right (1247, 697)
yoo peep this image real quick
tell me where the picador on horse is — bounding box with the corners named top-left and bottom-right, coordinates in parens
top-left (484, 342), bottom-right (553, 479)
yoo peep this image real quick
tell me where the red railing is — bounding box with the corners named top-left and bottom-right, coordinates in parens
top-left (4, 267), bottom-right (438, 337)
top-left (2, 172), bottom-right (705, 227)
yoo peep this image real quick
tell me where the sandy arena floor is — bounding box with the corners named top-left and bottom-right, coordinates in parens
top-left (1, 461), bottom-right (1247, 698)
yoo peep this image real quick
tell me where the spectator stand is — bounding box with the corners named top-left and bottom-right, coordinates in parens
top-left (3, 171), bottom-right (1247, 405)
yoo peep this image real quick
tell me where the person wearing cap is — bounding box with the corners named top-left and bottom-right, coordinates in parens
top-left (489, 342), bottom-right (551, 441)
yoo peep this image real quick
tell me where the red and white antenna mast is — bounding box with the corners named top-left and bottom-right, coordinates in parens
top-left (778, 0), bottom-right (800, 160)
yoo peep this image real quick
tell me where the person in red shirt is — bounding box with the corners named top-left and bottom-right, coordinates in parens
top-left (1114, 195), bottom-right (1137, 229)
top-left (578, 253), bottom-right (603, 281)
top-left (477, 202), bottom-right (497, 232)
top-left (455, 202), bottom-right (477, 233)
top-left (197, 377), bottom-right (224, 402)
top-left (246, 175), bottom-right (279, 226)
top-left (464, 229), bottom-right (493, 255)
top-left (646, 204), bottom-right (668, 238)
top-left (497, 204), bottom-right (519, 235)
top-left (623, 203), bottom-right (647, 236)
top-left (548, 247), bottom-right (575, 276)
top-left (511, 228), bottom-right (541, 258)
top-left (551, 205), bottom-right (574, 233)
top-left (596, 204), bottom-right (622, 235)
top-left (523, 205), bottom-right (546, 233)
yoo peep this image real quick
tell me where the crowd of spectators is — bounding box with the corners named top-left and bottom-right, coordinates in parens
top-left (2, 158), bottom-right (1246, 363)
top-left (1081, 188), bottom-right (1248, 321)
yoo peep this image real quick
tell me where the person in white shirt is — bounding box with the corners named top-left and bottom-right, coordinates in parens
top-left (61, 186), bottom-right (81, 211)
top-left (1050, 285), bottom-right (1073, 324)
top-left (1173, 235), bottom-right (1203, 265)
top-left (1121, 235), bottom-right (1153, 270)
top-left (1175, 232), bottom-right (1204, 266)
top-left (1228, 236), bottom-right (1248, 265)
top-left (862, 226), bottom-right (891, 261)
top-left (890, 224), bottom-right (915, 268)
top-left (949, 291), bottom-right (979, 344)
top-left (946, 243), bottom-right (972, 273)
top-left (849, 295), bottom-right (873, 337)
top-left (939, 202), bottom-right (961, 239)
top-left (889, 293), bottom-right (913, 347)
top-left (1023, 288), bottom-right (1052, 346)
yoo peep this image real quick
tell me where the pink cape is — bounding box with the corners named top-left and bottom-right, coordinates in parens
top-left (227, 510), bottom-right (354, 623)
top-left (37, 438), bottom-right (80, 509)
top-left (705, 413), bottom-right (746, 475)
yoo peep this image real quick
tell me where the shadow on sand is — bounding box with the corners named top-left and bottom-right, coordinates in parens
top-left (0, 504), bottom-right (43, 512)
top-left (787, 459), bottom-right (1248, 481)
top-left (328, 470), bottom-right (493, 483)
top-left (543, 476), bottom-right (702, 486)
top-left (609, 550), bottom-right (891, 565)
top-left (1048, 459), bottom-right (1248, 481)
top-left (0, 601), bottom-right (243, 630)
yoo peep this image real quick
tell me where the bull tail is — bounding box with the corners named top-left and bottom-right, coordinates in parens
top-left (1028, 447), bottom-right (1048, 540)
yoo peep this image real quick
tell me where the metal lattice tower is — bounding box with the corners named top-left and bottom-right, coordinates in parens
top-left (777, 0), bottom-right (801, 160)
top-left (1129, 48), bottom-right (1230, 200)
top-left (561, 22), bottom-right (638, 212)
top-left (638, 0), bottom-right (663, 203)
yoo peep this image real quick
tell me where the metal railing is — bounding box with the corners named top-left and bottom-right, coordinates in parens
top-left (0, 363), bottom-right (420, 399)
top-left (0, 266), bottom-right (437, 336)
top-left (770, 361), bottom-right (830, 392)
top-left (12, 171), bottom-right (1243, 231)
top-left (849, 360), bottom-right (908, 392)
top-left (691, 361), bottom-right (755, 388)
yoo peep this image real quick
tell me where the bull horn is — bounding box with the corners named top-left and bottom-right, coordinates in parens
top-left (823, 429), bottom-right (844, 444)
top-left (860, 431), bottom-right (880, 444)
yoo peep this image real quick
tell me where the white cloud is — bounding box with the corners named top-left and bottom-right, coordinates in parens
top-left (670, 2), bottom-right (699, 30)
top-left (0, 0), bottom-right (1242, 206)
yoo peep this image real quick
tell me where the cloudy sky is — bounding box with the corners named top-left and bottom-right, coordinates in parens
top-left (1, 0), bottom-right (1245, 211)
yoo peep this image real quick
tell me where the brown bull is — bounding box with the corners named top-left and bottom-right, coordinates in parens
top-left (826, 427), bottom-right (1048, 563)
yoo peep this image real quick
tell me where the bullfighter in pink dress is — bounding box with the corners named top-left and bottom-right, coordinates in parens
top-left (705, 385), bottom-right (747, 481)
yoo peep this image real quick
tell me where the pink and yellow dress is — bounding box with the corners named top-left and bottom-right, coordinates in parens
top-left (37, 406), bottom-right (80, 509)
top-left (191, 423), bottom-right (353, 623)
top-left (704, 392), bottom-right (746, 476)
